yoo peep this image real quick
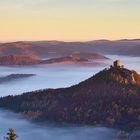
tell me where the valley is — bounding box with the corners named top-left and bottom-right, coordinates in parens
top-left (0, 52), bottom-right (139, 140)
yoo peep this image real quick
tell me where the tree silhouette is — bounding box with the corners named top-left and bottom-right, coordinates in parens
top-left (4, 128), bottom-right (18, 140)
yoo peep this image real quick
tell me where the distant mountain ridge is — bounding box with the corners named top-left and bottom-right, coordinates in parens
top-left (0, 41), bottom-right (107, 59)
top-left (0, 39), bottom-right (140, 58)
top-left (0, 41), bottom-right (109, 65)
top-left (0, 55), bottom-right (40, 65)
top-left (0, 62), bottom-right (140, 131)
top-left (29, 39), bottom-right (140, 56)
top-left (40, 56), bottom-right (88, 64)
top-left (0, 55), bottom-right (104, 65)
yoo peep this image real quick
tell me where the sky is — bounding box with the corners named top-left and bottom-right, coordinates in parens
top-left (0, 0), bottom-right (140, 42)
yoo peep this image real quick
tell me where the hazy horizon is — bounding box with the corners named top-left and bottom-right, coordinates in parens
top-left (1, 38), bottom-right (140, 43)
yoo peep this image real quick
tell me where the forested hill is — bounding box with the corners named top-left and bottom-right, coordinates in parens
top-left (1, 39), bottom-right (140, 58)
top-left (0, 66), bottom-right (140, 131)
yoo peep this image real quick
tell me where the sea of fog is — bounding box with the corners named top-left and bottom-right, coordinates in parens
top-left (0, 55), bottom-right (140, 140)
top-left (0, 110), bottom-right (119, 140)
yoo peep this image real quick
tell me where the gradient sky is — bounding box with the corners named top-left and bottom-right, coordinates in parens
top-left (0, 0), bottom-right (140, 41)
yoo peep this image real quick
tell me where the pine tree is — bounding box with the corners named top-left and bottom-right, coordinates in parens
top-left (4, 128), bottom-right (18, 140)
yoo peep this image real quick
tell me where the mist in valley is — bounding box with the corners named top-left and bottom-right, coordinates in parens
top-left (0, 55), bottom-right (140, 140)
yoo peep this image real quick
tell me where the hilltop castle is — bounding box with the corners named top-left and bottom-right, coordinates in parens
top-left (111, 60), bottom-right (124, 69)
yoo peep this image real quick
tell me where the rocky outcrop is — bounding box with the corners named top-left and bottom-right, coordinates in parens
top-left (108, 67), bottom-right (140, 86)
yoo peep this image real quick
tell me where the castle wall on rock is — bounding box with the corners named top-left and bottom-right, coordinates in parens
top-left (111, 60), bottom-right (124, 69)
top-left (114, 60), bottom-right (121, 68)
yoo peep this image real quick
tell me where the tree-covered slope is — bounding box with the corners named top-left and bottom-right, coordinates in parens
top-left (0, 67), bottom-right (140, 131)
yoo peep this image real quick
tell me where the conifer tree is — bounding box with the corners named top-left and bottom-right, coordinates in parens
top-left (4, 128), bottom-right (18, 140)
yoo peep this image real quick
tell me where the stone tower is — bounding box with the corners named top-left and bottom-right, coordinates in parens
top-left (113, 60), bottom-right (121, 68)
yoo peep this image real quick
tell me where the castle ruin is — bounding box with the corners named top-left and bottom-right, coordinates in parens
top-left (111, 60), bottom-right (124, 69)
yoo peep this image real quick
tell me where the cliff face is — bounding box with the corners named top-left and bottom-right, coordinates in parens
top-left (0, 67), bottom-right (140, 131)
top-left (99, 67), bottom-right (140, 86)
